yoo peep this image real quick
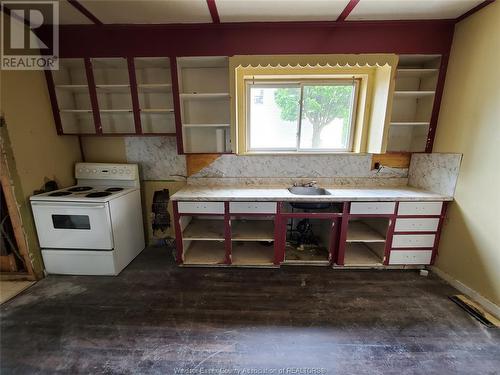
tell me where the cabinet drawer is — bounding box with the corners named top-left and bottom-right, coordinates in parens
top-left (389, 250), bottom-right (432, 265)
top-left (398, 202), bottom-right (443, 216)
top-left (177, 201), bottom-right (224, 214)
top-left (229, 201), bottom-right (277, 214)
top-left (350, 202), bottom-right (396, 215)
top-left (394, 218), bottom-right (440, 232)
top-left (392, 234), bottom-right (436, 248)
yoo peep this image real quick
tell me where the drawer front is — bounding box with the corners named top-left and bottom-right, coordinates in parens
top-left (398, 202), bottom-right (443, 216)
top-left (389, 250), bottom-right (432, 265)
top-left (177, 201), bottom-right (224, 214)
top-left (394, 218), bottom-right (440, 232)
top-left (392, 234), bottom-right (436, 248)
top-left (230, 201), bottom-right (277, 214)
top-left (350, 202), bottom-right (396, 215)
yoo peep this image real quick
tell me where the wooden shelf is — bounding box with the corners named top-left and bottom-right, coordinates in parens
top-left (396, 68), bottom-right (439, 77)
top-left (138, 84), bottom-right (172, 93)
top-left (183, 241), bottom-right (226, 265)
top-left (344, 243), bottom-right (383, 266)
top-left (390, 122), bottom-right (430, 126)
top-left (180, 93), bottom-right (230, 100)
top-left (141, 109), bottom-right (174, 113)
top-left (99, 109), bottom-right (133, 113)
top-left (231, 241), bottom-right (274, 266)
top-left (182, 219), bottom-right (225, 241)
top-left (394, 91), bottom-right (435, 98)
top-left (59, 109), bottom-right (92, 113)
top-left (347, 221), bottom-right (386, 242)
top-left (232, 220), bottom-right (274, 241)
top-left (182, 123), bottom-right (230, 128)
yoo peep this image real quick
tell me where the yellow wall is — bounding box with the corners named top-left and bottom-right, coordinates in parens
top-left (1, 70), bottom-right (82, 277)
top-left (433, 2), bottom-right (500, 306)
top-left (81, 136), bottom-right (127, 163)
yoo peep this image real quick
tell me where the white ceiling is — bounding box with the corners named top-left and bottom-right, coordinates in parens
top-left (56, 0), bottom-right (486, 25)
top-left (216, 0), bottom-right (350, 22)
top-left (347, 0), bottom-right (484, 20)
top-left (70, 0), bottom-right (212, 24)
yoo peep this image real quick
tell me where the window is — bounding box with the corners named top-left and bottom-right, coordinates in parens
top-left (247, 80), bottom-right (358, 152)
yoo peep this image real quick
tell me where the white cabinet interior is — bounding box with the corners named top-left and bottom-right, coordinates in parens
top-left (91, 57), bottom-right (135, 134)
top-left (52, 59), bottom-right (94, 134)
top-left (387, 55), bottom-right (441, 152)
top-left (176, 56), bottom-right (231, 153)
top-left (135, 57), bottom-right (175, 134)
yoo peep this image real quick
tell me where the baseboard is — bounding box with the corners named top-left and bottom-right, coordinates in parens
top-left (430, 266), bottom-right (500, 319)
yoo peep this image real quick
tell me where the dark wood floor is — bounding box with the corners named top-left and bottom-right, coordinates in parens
top-left (1, 247), bottom-right (499, 375)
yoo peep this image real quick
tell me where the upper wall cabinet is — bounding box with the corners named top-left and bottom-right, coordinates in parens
top-left (387, 55), bottom-right (441, 152)
top-left (46, 57), bottom-right (176, 136)
top-left (176, 56), bottom-right (231, 153)
top-left (52, 59), bottom-right (95, 134)
top-left (135, 57), bottom-right (175, 134)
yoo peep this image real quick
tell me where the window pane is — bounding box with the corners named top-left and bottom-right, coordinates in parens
top-left (249, 86), bottom-right (300, 149)
top-left (299, 84), bottom-right (355, 150)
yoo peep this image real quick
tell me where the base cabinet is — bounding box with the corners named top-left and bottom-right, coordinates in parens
top-left (173, 200), bottom-right (447, 268)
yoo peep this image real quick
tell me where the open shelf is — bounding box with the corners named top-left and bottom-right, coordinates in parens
top-left (231, 220), bottom-right (274, 241)
top-left (183, 241), bottom-right (226, 265)
top-left (388, 54), bottom-right (441, 152)
top-left (177, 56), bottom-right (231, 153)
top-left (394, 91), bottom-right (435, 98)
top-left (231, 241), bottom-right (274, 266)
top-left (344, 243), bottom-right (384, 266)
top-left (390, 122), bottom-right (430, 126)
top-left (396, 68), bottom-right (439, 77)
top-left (183, 123), bottom-right (230, 128)
top-left (55, 84), bottom-right (88, 91)
top-left (182, 219), bottom-right (225, 241)
top-left (347, 221), bottom-right (386, 242)
top-left (180, 93), bottom-right (230, 100)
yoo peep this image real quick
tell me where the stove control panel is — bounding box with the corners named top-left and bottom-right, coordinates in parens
top-left (75, 163), bottom-right (139, 181)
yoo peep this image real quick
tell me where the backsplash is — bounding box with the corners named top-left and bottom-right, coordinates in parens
top-left (125, 137), bottom-right (186, 180)
top-left (125, 136), bottom-right (410, 186)
top-left (408, 153), bottom-right (462, 196)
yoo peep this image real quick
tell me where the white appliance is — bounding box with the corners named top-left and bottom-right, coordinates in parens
top-left (30, 163), bottom-right (145, 276)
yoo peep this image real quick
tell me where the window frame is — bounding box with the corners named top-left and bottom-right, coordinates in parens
top-left (245, 78), bottom-right (359, 153)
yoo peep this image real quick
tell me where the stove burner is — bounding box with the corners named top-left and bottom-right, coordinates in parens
top-left (105, 187), bottom-right (124, 192)
top-left (49, 191), bottom-right (72, 196)
top-left (67, 186), bottom-right (93, 192)
top-left (86, 192), bottom-right (112, 198)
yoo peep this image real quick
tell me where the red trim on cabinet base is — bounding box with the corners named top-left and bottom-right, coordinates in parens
top-left (274, 202), bottom-right (284, 265)
top-left (430, 201), bottom-right (449, 264)
top-left (335, 202), bottom-right (350, 265)
top-left (172, 201), bottom-right (184, 264)
top-left (382, 202), bottom-right (399, 265)
top-left (224, 202), bottom-right (232, 265)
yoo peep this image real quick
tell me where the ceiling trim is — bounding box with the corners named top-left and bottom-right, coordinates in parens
top-left (456, 0), bottom-right (495, 22)
top-left (206, 0), bottom-right (220, 24)
top-left (337, 0), bottom-right (360, 22)
top-left (67, 0), bottom-right (103, 25)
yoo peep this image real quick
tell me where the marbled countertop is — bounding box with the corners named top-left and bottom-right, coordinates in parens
top-left (171, 186), bottom-right (453, 202)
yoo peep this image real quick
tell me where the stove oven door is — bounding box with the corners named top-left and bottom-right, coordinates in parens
top-left (31, 201), bottom-right (114, 250)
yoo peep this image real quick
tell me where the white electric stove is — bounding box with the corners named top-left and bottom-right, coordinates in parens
top-left (30, 163), bottom-right (145, 276)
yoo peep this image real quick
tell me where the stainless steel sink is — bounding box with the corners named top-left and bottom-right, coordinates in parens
top-left (288, 186), bottom-right (331, 196)
top-left (287, 186), bottom-right (332, 210)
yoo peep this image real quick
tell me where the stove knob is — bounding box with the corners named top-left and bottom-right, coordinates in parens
top-left (119, 169), bottom-right (124, 174)
top-left (112, 169), bottom-right (117, 174)
top-left (85, 169), bottom-right (90, 173)
top-left (92, 169), bottom-right (97, 173)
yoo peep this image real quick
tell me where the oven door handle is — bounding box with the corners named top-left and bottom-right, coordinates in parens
top-left (31, 202), bottom-right (107, 209)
